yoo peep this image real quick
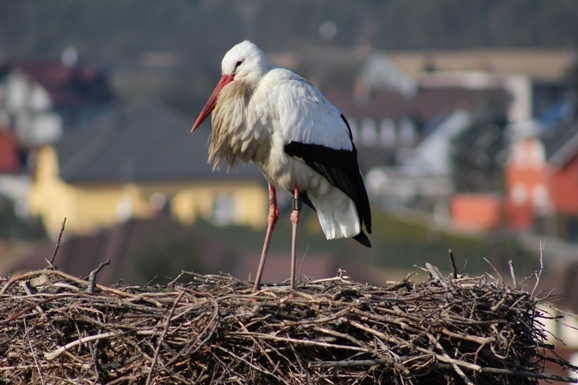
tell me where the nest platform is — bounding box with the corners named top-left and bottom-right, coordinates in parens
top-left (1, 262), bottom-right (576, 384)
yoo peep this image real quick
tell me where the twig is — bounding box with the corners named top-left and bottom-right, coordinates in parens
top-left (1, 269), bottom-right (162, 307)
top-left (478, 366), bottom-right (578, 382)
top-left (24, 319), bottom-right (45, 385)
top-left (448, 248), bottom-right (458, 279)
top-left (532, 240), bottom-right (545, 297)
top-left (145, 291), bottom-right (184, 385)
top-left (86, 260), bottom-right (110, 293)
top-left (431, 334), bottom-right (475, 385)
top-left (415, 344), bottom-right (481, 373)
top-left (230, 332), bottom-right (369, 352)
top-left (348, 319), bottom-right (402, 345)
top-left (508, 260), bottom-right (517, 287)
top-left (89, 312), bottom-right (104, 385)
top-left (310, 359), bottom-right (388, 367)
top-left (46, 217), bottom-right (66, 269)
top-left (88, 337), bottom-right (101, 385)
top-left (484, 257), bottom-right (503, 283)
top-left (19, 281), bottom-right (46, 319)
top-left (237, 319), bottom-right (285, 378)
top-left (440, 328), bottom-right (495, 346)
top-left (426, 263), bottom-right (447, 288)
top-left (0, 293), bottom-right (74, 325)
top-left (298, 244), bottom-right (309, 282)
top-left (106, 375), bottom-right (140, 385)
top-left (431, 362), bottom-right (578, 383)
top-left (44, 332), bottom-right (120, 360)
top-left (165, 293), bottom-right (219, 366)
top-left (214, 345), bottom-right (285, 382)
top-left (0, 363), bottom-right (79, 371)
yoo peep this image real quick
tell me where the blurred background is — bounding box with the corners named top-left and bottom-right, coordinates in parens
top-left (0, 0), bottom-right (578, 336)
top-left (1, 1), bottom-right (578, 364)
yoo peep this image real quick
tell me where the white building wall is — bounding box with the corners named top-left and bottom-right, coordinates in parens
top-left (403, 109), bottom-right (471, 174)
top-left (1, 72), bottom-right (62, 145)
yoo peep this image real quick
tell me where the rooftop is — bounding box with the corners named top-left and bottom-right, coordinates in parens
top-left (0, 59), bottom-right (112, 106)
top-left (52, 98), bottom-right (263, 183)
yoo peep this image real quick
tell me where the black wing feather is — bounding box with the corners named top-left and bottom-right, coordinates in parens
top-left (284, 115), bottom-right (372, 247)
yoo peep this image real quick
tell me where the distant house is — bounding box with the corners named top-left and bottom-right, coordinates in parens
top-left (29, 99), bottom-right (268, 238)
top-left (439, 76), bottom-right (576, 234)
top-left (0, 51), bottom-right (113, 148)
top-left (450, 194), bottom-right (503, 231)
top-left (0, 52), bottom-right (113, 226)
top-left (326, 72), bottom-right (511, 173)
top-left (0, 125), bottom-right (31, 217)
top-left (270, 47), bottom-right (516, 174)
top-left (505, 120), bottom-right (578, 242)
top-left (401, 109), bottom-right (471, 175)
top-left (354, 73), bottom-right (511, 217)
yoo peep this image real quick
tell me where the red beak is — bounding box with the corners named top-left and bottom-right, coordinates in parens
top-left (191, 74), bottom-right (234, 132)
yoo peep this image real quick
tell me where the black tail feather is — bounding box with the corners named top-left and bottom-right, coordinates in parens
top-left (353, 230), bottom-right (371, 248)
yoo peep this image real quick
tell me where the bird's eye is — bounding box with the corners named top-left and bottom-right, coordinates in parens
top-left (234, 60), bottom-right (243, 72)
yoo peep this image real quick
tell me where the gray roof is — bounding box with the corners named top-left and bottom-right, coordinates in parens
top-left (541, 120), bottom-right (578, 167)
top-left (54, 98), bottom-right (263, 183)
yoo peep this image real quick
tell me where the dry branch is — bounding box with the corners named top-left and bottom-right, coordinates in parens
top-left (1, 264), bottom-right (577, 384)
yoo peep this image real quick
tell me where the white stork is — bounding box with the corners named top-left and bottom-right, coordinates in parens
top-left (192, 40), bottom-right (372, 294)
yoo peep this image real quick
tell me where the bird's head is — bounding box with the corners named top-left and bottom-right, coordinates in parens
top-left (222, 40), bottom-right (269, 83)
top-left (192, 40), bottom-right (269, 132)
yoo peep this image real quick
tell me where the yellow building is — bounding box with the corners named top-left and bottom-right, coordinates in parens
top-left (29, 99), bottom-right (268, 238)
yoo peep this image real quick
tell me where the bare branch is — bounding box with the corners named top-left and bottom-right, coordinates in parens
top-left (448, 248), bottom-right (458, 279)
top-left (85, 259), bottom-right (110, 293)
top-left (46, 217), bottom-right (66, 269)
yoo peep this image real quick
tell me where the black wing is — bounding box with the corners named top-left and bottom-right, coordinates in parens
top-left (284, 115), bottom-right (372, 247)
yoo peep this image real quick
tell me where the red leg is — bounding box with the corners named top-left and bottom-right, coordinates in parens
top-left (289, 185), bottom-right (301, 293)
top-left (252, 183), bottom-right (279, 294)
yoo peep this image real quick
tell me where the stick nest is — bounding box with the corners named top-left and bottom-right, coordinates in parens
top-left (1, 263), bottom-right (576, 384)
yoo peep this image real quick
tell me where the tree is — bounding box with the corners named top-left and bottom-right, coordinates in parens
top-left (450, 105), bottom-right (508, 193)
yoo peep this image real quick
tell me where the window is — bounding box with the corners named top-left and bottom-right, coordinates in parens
top-left (511, 184), bottom-right (527, 206)
top-left (212, 193), bottom-right (235, 225)
top-left (380, 119), bottom-right (396, 147)
top-left (399, 119), bottom-right (416, 146)
top-left (531, 184), bottom-right (548, 208)
top-left (361, 118), bottom-right (377, 146)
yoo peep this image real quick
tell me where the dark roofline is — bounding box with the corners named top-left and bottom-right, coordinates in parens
top-left (548, 131), bottom-right (578, 167)
top-left (53, 98), bottom-right (263, 184)
top-left (542, 120), bottom-right (578, 168)
top-left (0, 58), bottom-right (112, 106)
